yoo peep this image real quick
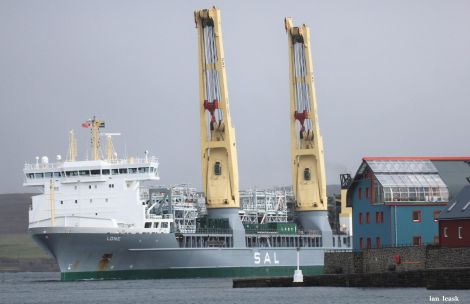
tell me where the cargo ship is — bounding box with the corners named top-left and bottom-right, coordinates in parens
top-left (23, 8), bottom-right (352, 281)
top-left (23, 118), bottom-right (350, 281)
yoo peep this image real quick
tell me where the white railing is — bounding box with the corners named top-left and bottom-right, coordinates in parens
top-left (23, 156), bottom-right (159, 171)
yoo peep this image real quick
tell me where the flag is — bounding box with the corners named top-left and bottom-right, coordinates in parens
top-left (81, 121), bottom-right (91, 128)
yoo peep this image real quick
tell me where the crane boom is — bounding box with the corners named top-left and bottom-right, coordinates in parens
top-left (195, 7), bottom-right (240, 210)
top-left (285, 18), bottom-right (327, 212)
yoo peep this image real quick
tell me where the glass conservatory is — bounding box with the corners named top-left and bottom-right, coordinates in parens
top-left (366, 160), bottom-right (449, 203)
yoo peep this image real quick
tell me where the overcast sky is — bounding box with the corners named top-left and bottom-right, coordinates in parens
top-left (1, 0), bottom-right (469, 193)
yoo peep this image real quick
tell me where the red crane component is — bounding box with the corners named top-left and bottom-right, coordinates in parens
top-left (204, 99), bottom-right (220, 123)
top-left (294, 110), bottom-right (309, 132)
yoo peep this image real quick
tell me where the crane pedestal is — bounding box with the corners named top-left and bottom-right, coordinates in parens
top-left (208, 208), bottom-right (246, 248)
top-left (297, 210), bottom-right (333, 247)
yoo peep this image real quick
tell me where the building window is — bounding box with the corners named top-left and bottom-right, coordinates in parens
top-left (366, 187), bottom-right (369, 199)
top-left (75, 200), bottom-right (78, 204)
top-left (376, 237), bottom-right (381, 248)
top-left (366, 237), bottom-right (371, 249)
top-left (458, 227), bottom-right (463, 239)
top-left (375, 211), bottom-right (379, 224)
top-left (380, 212), bottom-right (384, 224)
top-left (433, 210), bottom-right (440, 222)
top-left (358, 188), bottom-right (362, 200)
top-left (444, 227), bottom-right (448, 238)
top-left (412, 210), bottom-right (422, 222)
top-left (60, 200), bottom-right (63, 205)
top-left (359, 237), bottom-right (363, 249)
top-left (412, 236), bottom-right (422, 246)
top-left (359, 213), bottom-right (363, 224)
top-left (89, 185), bottom-right (92, 189)
top-left (366, 212), bottom-right (370, 224)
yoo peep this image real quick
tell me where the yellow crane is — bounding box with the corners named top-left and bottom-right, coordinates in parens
top-left (194, 7), bottom-right (244, 245)
top-left (285, 18), bottom-right (332, 244)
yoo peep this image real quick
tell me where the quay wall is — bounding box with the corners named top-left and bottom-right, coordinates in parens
top-left (325, 246), bottom-right (470, 274)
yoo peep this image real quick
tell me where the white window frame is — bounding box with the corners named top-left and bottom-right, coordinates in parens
top-left (458, 226), bottom-right (463, 239)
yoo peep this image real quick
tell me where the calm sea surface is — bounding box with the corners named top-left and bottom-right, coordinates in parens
top-left (0, 272), bottom-right (468, 304)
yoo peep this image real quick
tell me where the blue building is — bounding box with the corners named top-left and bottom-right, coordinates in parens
top-left (347, 157), bottom-right (470, 249)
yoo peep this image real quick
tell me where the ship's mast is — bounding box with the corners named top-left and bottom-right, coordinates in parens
top-left (194, 7), bottom-right (240, 210)
top-left (67, 130), bottom-right (77, 162)
top-left (82, 117), bottom-right (105, 161)
top-left (285, 18), bottom-right (332, 241)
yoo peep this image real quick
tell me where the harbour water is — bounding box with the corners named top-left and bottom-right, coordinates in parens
top-left (0, 272), bottom-right (467, 304)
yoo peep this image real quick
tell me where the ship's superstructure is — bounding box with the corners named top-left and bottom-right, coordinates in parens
top-left (24, 117), bottom-right (160, 231)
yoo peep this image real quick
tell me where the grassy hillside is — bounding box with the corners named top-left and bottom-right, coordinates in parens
top-left (0, 193), bottom-right (33, 234)
top-left (0, 193), bottom-right (51, 260)
top-left (0, 234), bottom-right (49, 259)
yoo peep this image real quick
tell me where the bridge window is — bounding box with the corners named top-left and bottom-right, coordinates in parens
top-left (102, 169), bottom-right (110, 175)
top-left (138, 167), bottom-right (148, 173)
top-left (66, 171), bottom-right (78, 177)
top-left (154, 222), bottom-right (160, 228)
top-left (27, 173), bottom-right (34, 179)
top-left (161, 222), bottom-right (169, 228)
top-left (303, 168), bottom-right (311, 181)
top-left (53, 172), bottom-right (61, 177)
top-left (90, 170), bottom-right (100, 176)
top-left (79, 170), bottom-right (90, 176)
top-left (112, 169), bottom-right (119, 175)
top-left (129, 168), bottom-right (137, 174)
top-left (214, 162), bottom-right (222, 176)
top-left (34, 173), bottom-right (44, 178)
top-left (119, 168), bottom-right (128, 174)
top-left (45, 172), bottom-right (53, 178)
top-left (144, 222), bottom-right (151, 228)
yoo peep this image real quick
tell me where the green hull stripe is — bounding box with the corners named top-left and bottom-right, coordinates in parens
top-left (61, 266), bottom-right (324, 281)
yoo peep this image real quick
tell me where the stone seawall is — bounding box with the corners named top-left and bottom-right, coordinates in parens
top-left (426, 246), bottom-right (470, 269)
top-left (233, 268), bottom-right (470, 289)
top-left (325, 246), bottom-right (470, 274)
